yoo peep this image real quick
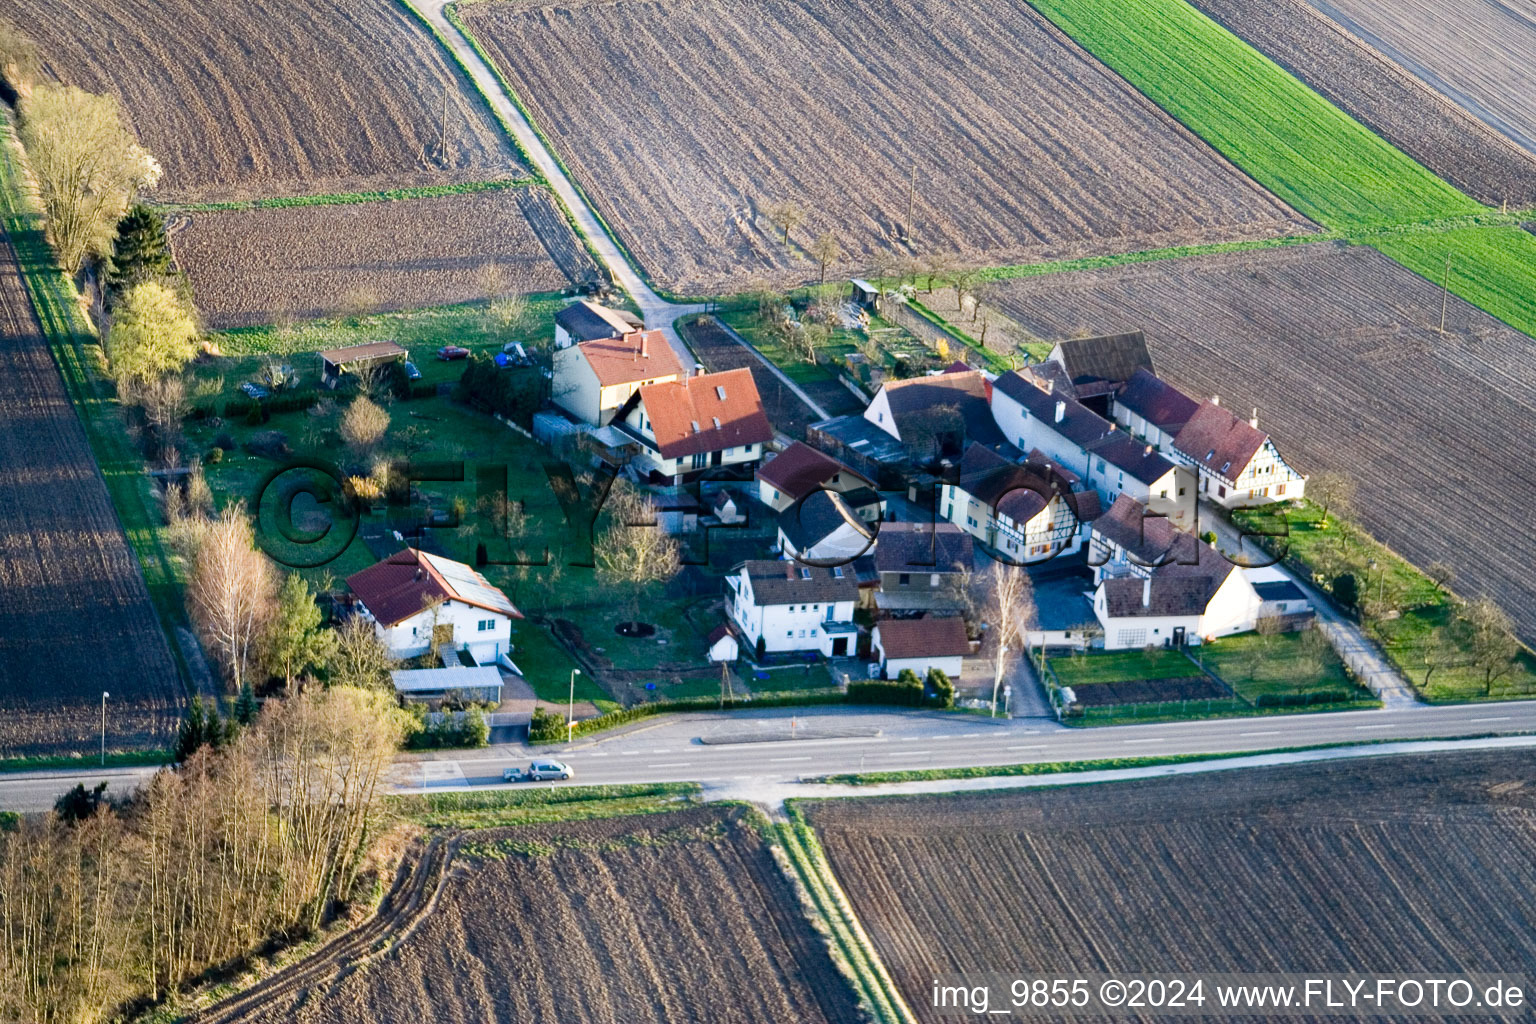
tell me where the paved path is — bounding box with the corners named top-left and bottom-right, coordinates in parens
top-left (417, 0), bottom-right (706, 363)
top-left (1200, 500), bottom-right (1419, 707)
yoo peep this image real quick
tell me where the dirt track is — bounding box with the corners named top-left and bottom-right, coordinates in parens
top-left (462, 0), bottom-right (1305, 294)
top-left (806, 749), bottom-right (1536, 1024)
top-left (990, 241), bottom-right (1536, 642)
top-left (14, 0), bottom-right (521, 202)
top-left (0, 227), bottom-right (181, 756)
top-left (203, 808), bottom-right (861, 1024)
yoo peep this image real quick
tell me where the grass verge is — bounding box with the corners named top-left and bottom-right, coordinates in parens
top-left (388, 781), bottom-right (700, 829)
top-left (156, 177), bottom-right (536, 213)
top-left (0, 749), bottom-right (171, 774)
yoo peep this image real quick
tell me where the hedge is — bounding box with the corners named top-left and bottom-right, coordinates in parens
top-left (1254, 690), bottom-right (1354, 708)
top-left (530, 691), bottom-right (847, 743)
top-left (847, 678), bottom-right (923, 706)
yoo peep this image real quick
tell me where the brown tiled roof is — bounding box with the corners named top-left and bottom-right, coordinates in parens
top-left (706, 623), bottom-right (734, 645)
top-left (1103, 542), bottom-right (1235, 617)
top-left (1115, 368), bottom-right (1199, 434)
top-left (756, 441), bottom-right (871, 499)
top-left (738, 560), bottom-right (859, 605)
top-left (992, 369), bottom-right (1114, 448)
top-left (954, 443), bottom-right (1070, 526)
top-left (1086, 431), bottom-right (1178, 486)
top-left (882, 369), bottom-right (1007, 448)
top-left (1092, 495), bottom-right (1197, 567)
top-left (578, 330), bottom-right (683, 387)
top-left (876, 615), bottom-right (970, 659)
top-left (346, 549), bottom-right (520, 627)
top-left (1052, 331), bottom-right (1153, 397)
top-left (875, 521), bottom-right (973, 574)
top-left (1172, 401), bottom-right (1269, 483)
top-left (638, 367), bottom-right (773, 459)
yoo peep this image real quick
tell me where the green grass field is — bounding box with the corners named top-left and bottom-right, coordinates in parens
top-left (1195, 630), bottom-right (1359, 702)
top-left (1368, 226), bottom-right (1536, 338)
top-left (1049, 648), bottom-right (1200, 687)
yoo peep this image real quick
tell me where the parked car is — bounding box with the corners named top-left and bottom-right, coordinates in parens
top-left (436, 346), bottom-right (470, 361)
top-left (403, 361), bottom-right (421, 380)
top-left (504, 760), bottom-right (573, 782)
top-left (239, 382), bottom-right (270, 399)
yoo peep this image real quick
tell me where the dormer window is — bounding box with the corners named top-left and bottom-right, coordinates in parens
top-left (799, 567), bottom-right (811, 579)
top-left (716, 385), bottom-right (726, 400)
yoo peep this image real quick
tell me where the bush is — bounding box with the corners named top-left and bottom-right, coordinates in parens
top-left (924, 667), bottom-right (955, 709)
top-left (1254, 690), bottom-right (1352, 708)
top-left (245, 430), bottom-right (290, 458)
top-left (528, 706), bottom-right (567, 742)
top-left (244, 400), bottom-right (268, 426)
top-left (405, 707), bottom-right (490, 749)
top-left (1333, 572), bottom-right (1360, 610)
top-left (456, 355), bottom-right (543, 427)
top-left (848, 676), bottom-right (924, 706)
top-left (204, 447), bottom-right (223, 464)
top-left (213, 432), bottom-right (237, 450)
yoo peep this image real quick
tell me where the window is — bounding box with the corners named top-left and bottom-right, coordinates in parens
top-left (691, 451), bottom-right (707, 469)
top-left (477, 619), bottom-right (496, 632)
top-left (832, 566), bottom-right (844, 579)
top-left (930, 574), bottom-right (941, 587)
top-left (799, 568), bottom-right (811, 580)
top-left (1160, 490), bottom-right (1168, 499)
top-left (898, 573), bottom-right (910, 586)
top-left (1276, 483), bottom-right (1287, 496)
top-left (810, 629), bottom-right (818, 637)
top-left (1098, 460), bottom-right (1107, 473)
top-left (786, 630), bottom-right (794, 637)
top-left (812, 604), bottom-right (819, 611)
top-left (1218, 485), bottom-right (1227, 497)
top-left (1117, 628), bottom-right (1148, 647)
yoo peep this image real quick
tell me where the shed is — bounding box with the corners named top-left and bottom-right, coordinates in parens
top-left (850, 279), bottom-right (879, 311)
top-left (390, 666), bottom-right (504, 704)
top-left (872, 615), bottom-right (969, 680)
top-left (706, 624), bottom-right (739, 663)
top-left (319, 340), bottom-right (407, 387)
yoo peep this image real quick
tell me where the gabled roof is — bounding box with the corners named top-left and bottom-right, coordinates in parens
top-left (879, 369), bottom-right (1007, 448)
top-left (876, 615), bottom-right (970, 659)
top-left (1092, 495), bottom-right (1197, 567)
top-left (577, 330), bottom-right (682, 387)
top-left (347, 549), bottom-right (520, 627)
top-left (555, 300), bottom-right (640, 342)
top-left (954, 441), bottom-right (1087, 526)
top-left (706, 623), bottom-right (735, 646)
top-left (1115, 368), bottom-right (1199, 435)
top-left (1172, 401), bottom-right (1269, 482)
top-left (777, 490), bottom-right (873, 553)
top-left (756, 441), bottom-right (872, 499)
top-left (1050, 331), bottom-right (1153, 397)
top-left (875, 521), bottom-right (973, 574)
top-left (992, 369), bottom-right (1115, 449)
top-left (737, 559), bottom-right (859, 605)
top-left (635, 367), bottom-right (773, 459)
top-left (319, 340), bottom-right (407, 365)
top-left (1102, 541), bottom-right (1237, 618)
top-left (1087, 431), bottom-right (1179, 486)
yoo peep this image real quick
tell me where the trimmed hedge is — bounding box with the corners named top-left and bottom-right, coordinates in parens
top-left (530, 691), bottom-right (847, 743)
top-left (1255, 690), bottom-right (1353, 708)
top-left (847, 677), bottom-right (923, 707)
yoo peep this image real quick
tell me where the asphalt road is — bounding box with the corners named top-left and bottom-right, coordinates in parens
top-left (8, 699), bottom-right (1529, 812)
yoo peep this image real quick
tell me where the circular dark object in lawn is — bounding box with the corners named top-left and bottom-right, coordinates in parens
top-left (615, 621), bottom-right (657, 638)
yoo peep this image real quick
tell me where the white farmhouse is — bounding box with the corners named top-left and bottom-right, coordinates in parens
top-left (551, 329), bottom-right (683, 426)
top-left (346, 549), bottom-right (521, 664)
top-left (864, 364), bottom-right (1009, 458)
top-left (616, 367), bottom-right (773, 484)
top-left (871, 616), bottom-right (969, 680)
top-left (990, 368), bottom-right (1109, 480)
top-left (940, 443), bottom-right (1100, 563)
top-left (726, 560), bottom-right (859, 658)
top-left (756, 441), bottom-right (880, 514)
top-left (1092, 543), bottom-right (1261, 650)
top-left (1169, 399), bottom-right (1306, 509)
top-left (1110, 367), bottom-right (1200, 454)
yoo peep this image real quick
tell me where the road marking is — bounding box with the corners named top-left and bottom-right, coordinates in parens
top-left (648, 762), bottom-right (690, 768)
top-left (889, 750), bottom-right (931, 756)
top-left (651, 749), bottom-right (673, 754)
top-left (620, 751), bottom-right (641, 756)
top-left (771, 756), bottom-right (812, 763)
top-left (588, 752), bottom-right (608, 758)
top-left (1008, 745), bottom-right (1047, 751)
top-left (1123, 738), bottom-right (1166, 745)
top-left (1470, 716), bottom-right (1512, 723)
top-left (1240, 731), bottom-right (1281, 737)
top-left (1354, 724), bottom-right (1394, 730)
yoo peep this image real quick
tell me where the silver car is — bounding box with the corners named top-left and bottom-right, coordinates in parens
top-left (506, 760), bottom-right (573, 782)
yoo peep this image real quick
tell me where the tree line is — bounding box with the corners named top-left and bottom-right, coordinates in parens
top-left (0, 686), bottom-right (406, 1024)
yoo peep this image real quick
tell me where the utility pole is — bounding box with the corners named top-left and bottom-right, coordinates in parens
top-left (719, 661), bottom-right (734, 708)
top-left (1439, 254), bottom-right (1453, 334)
top-left (100, 691), bottom-right (110, 765)
top-left (566, 668), bottom-right (580, 743)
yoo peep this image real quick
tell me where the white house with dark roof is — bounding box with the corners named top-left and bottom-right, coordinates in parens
top-left (756, 441), bottom-right (879, 513)
top-left (777, 490), bottom-right (876, 564)
top-left (872, 615), bottom-right (970, 680)
top-left (1110, 367), bottom-right (1200, 453)
top-left (873, 521), bottom-right (973, 613)
top-left (990, 368), bottom-right (1114, 480)
top-left (1169, 399), bottom-right (1306, 509)
top-left (941, 442), bottom-right (1098, 563)
top-left (346, 549), bottom-right (522, 663)
top-left (1092, 542), bottom-right (1261, 649)
top-left (1082, 431), bottom-right (1195, 529)
top-left (616, 367), bottom-right (773, 484)
top-left (864, 365), bottom-right (1009, 458)
top-left (551, 328), bottom-right (683, 426)
top-left (726, 560), bottom-right (860, 657)
top-left (553, 300), bottom-right (643, 350)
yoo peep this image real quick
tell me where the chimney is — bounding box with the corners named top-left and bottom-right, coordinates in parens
top-left (1211, 394), bottom-right (1221, 407)
top-left (1045, 379), bottom-right (1055, 395)
top-left (1054, 400), bottom-right (1065, 424)
top-left (1142, 576), bottom-right (1151, 608)
top-left (1250, 407), bottom-right (1259, 429)
top-left (694, 363), bottom-right (706, 377)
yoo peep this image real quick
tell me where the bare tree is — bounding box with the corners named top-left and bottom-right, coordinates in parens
top-left (187, 502), bottom-right (278, 690)
top-left (594, 483), bottom-right (681, 621)
top-left (1457, 597), bottom-right (1519, 695)
top-left (921, 252), bottom-right (953, 293)
top-left (0, 18), bottom-right (39, 95)
top-left (808, 230), bottom-right (842, 285)
top-left (1308, 471), bottom-right (1355, 527)
top-left (328, 616), bottom-right (394, 691)
top-left (140, 373), bottom-right (189, 441)
top-left (1425, 559), bottom-right (1456, 596)
top-left (340, 395), bottom-right (389, 456)
top-left (763, 199), bottom-right (807, 246)
top-left (981, 560), bottom-right (1036, 713)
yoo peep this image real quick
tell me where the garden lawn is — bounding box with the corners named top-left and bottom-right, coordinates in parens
top-left (506, 622), bottom-right (602, 703)
top-left (1195, 630), bottom-right (1361, 702)
top-left (1049, 648), bottom-right (1199, 686)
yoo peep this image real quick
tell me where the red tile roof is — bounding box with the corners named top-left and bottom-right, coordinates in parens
top-left (346, 549), bottom-right (521, 627)
top-left (578, 330), bottom-right (683, 387)
top-left (637, 367), bottom-right (773, 459)
top-left (757, 441), bottom-right (871, 499)
top-left (1172, 401), bottom-right (1268, 483)
top-left (876, 615), bottom-right (970, 660)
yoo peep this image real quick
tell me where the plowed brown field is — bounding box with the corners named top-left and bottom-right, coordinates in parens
top-left (216, 808), bottom-right (861, 1024)
top-left (805, 750), bottom-right (1536, 1024)
top-left (988, 242), bottom-right (1536, 641)
top-left (15, 0), bottom-right (521, 202)
top-left (460, 0), bottom-right (1306, 295)
top-left (1189, 0), bottom-right (1536, 207)
top-left (172, 191), bottom-right (574, 329)
top-left (0, 226), bottom-right (180, 757)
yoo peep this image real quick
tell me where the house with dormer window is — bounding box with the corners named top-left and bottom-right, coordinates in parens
top-left (726, 560), bottom-right (859, 657)
top-left (616, 367), bottom-right (774, 484)
top-left (1169, 399), bottom-right (1306, 509)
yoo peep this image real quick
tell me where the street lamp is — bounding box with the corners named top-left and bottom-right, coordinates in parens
top-left (567, 669), bottom-right (580, 743)
top-left (100, 691), bottom-right (110, 766)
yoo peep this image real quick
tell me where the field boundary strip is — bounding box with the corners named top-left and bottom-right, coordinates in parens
top-left (772, 813), bottom-right (918, 1024)
top-left (1022, 0), bottom-right (1536, 340)
top-left (443, 1), bottom-right (703, 305)
top-left (0, 114), bottom-right (197, 695)
top-left (156, 176), bottom-right (537, 213)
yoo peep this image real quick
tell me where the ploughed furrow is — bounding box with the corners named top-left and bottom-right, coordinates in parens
top-left (0, 224), bottom-right (181, 757)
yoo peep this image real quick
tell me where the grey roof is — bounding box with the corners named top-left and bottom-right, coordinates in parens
top-left (875, 521), bottom-right (973, 574)
top-left (993, 369), bottom-right (1116, 449)
top-left (777, 490), bottom-right (873, 552)
top-left (1115, 368), bottom-right (1199, 434)
top-left (810, 414), bottom-right (910, 465)
top-left (554, 300), bottom-right (635, 343)
top-left (1254, 580), bottom-right (1307, 603)
top-left (1050, 331), bottom-right (1153, 397)
top-left (1087, 432), bottom-right (1179, 486)
top-left (1102, 574), bottom-right (1223, 618)
top-left (391, 666), bottom-right (504, 693)
top-left (737, 560), bottom-right (860, 605)
top-left (1093, 495), bottom-right (1198, 567)
top-left (880, 369), bottom-right (1008, 449)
